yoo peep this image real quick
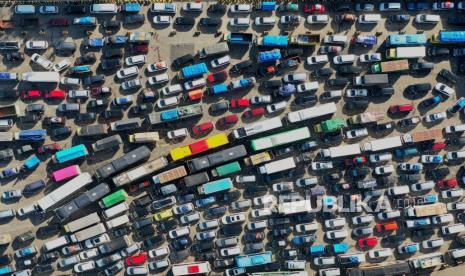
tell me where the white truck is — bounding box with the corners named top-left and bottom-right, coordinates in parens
top-left (277, 200), bottom-right (312, 215)
top-left (233, 117), bottom-right (283, 139)
top-left (286, 103), bottom-right (337, 123)
top-left (386, 46), bottom-right (426, 59)
top-left (21, 72), bottom-right (60, 83)
top-left (404, 203), bottom-right (447, 218)
top-left (258, 157), bottom-right (296, 175)
top-left (362, 136), bottom-right (403, 152)
top-left (320, 144), bottom-right (361, 158)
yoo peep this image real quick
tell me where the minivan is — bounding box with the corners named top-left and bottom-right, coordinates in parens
top-left (90, 4), bottom-right (119, 14)
top-left (15, 5), bottom-right (36, 14)
top-left (359, 14), bottom-right (381, 24)
top-left (23, 179), bottom-right (46, 194)
top-left (387, 185), bottom-right (410, 196)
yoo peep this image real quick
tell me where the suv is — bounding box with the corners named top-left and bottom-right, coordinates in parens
top-left (0, 41), bottom-right (21, 50)
top-left (172, 54), bottom-right (194, 68)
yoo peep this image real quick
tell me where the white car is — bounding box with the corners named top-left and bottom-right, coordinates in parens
top-left (247, 220), bottom-right (268, 231)
top-left (79, 248), bottom-right (99, 260)
top-left (229, 18), bottom-right (250, 27)
top-left (272, 182), bottom-right (294, 193)
top-left (167, 128), bottom-right (188, 140)
top-left (153, 15), bottom-right (171, 24)
top-left (295, 222), bottom-right (318, 233)
top-left (182, 2), bottom-right (202, 11)
top-left (434, 82), bottom-right (455, 98)
top-left (250, 95), bottom-right (272, 105)
top-left (251, 208), bottom-right (273, 218)
top-left (211, 55), bottom-right (230, 68)
top-left (446, 151), bottom-right (465, 161)
top-left (379, 2), bottom-right (401, 10)
top-left (31, 53), bottom-right (53, 70)
top-left (254, 17), bottom-right (276, 26)
top-left (148, 246), bottom-right (169, 259)
top-left (266, 101), bottom-right (286, 114)
top-left (445, 124), bottom-right (465, 134)
top-left (325, 218), bottom-right (346, 229)
top-left (221, 213), bottom-right (246, 225)
top-left (369, 153), bottom-right (392, 163)
top-left (346, 89), bottom-right (368, 97)
top-left (448, 202), bottom-right (465, 211)
top-left (198, 220), bottom-right (219, 231)
top-left (184, 78), bottom-right (206, 90)
top-left (432, 1), bottom-right (454, 10)
top-left (160, 84), bottom-right (183, 96)
top-left (53, 59), bottom-right (71, 72)
top-left (415, 14), bottom-right (440, 24)
top-left (121, 79), bottom-right (141, 91)
top-left (377, 210), bottom-right (401, 220)
top-left (125, 55), bottom-right (147, 66)
top-left (283, 72), bottom-right (307, 83)
top-left (127, 266), bottom-right (149, 275)
top-left (333, 54), bottom-right (356, 65)
top-left (220, 246), bottom-right (241, 257)
top-left (25, 41), bottom-right (49, 50)
top-left (74, 261), bottom-right (95, 273)
top-left (422, 238), bottom-right (444, 249)
top-left (39, 5), bottom-right (58, 14)
top-left (253, 195), bottom-right (276, 206)
top-left (116, 66), bottom-right (139, 79)
top-left (374, 165), bottom-right (394, 175)
top-left (325, 229), bottom-right (348, 240)
top-left (411, 181), bottom-right (435, 192)
top-left (314, 257), bottom-right (336, 266)
top-left (307, 55), bottom-right (328, 65)
top-left (157, 96), bottom-right (179, 109)
top-left (432, 214), bottom-right (454, 224)
top-left (442, 189), bottom-right (464, 199)
top-left (352, 214), bottom-right (374, 225)
top-left (368, 248), bottom-right (392, 259)
top-left (421, 154), bottom-right (443, 164)
top-left (148, 73), bottom-right (169, 85)
top-left (358, 14), bottom-right (381, 24)
top-left (147, 62), bottom-right (168, 73)
top-left (359, 53), bottom-right (382, 62)
top-left (296, 82), bottom-right (318, 93)
top-left (346, 128), bottom-right (368, 139)
top-left (168, 227), bottom-right (190, 239)
top-left (230, 4), bottom-right (252, 13)
top-left (306, 15), bottom-right (329, 24)
top-left (424, 111), bottom-right (447, 123)
top-left (311, 161), bottom-right (333, 171)
top-left (84, 234), bottom-right (110, 249)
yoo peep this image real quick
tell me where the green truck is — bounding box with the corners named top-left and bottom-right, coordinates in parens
top-left (314, 118), bottom-right (347, 133)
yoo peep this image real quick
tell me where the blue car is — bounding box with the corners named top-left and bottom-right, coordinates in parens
top-left (395, 147), bottom-right (418, 158)
top-left (0, 266), bottom-right (13, 276)
top-left (407, 2), bottom-right (429, 10)
top-left (309, 244), bottom-right (325, 256)
top-left (398, 243), bottom-right (419, 254)
top-left (420, 194), bottom-right (438, 204)
top-left (292, 234), bottom-right (316, 246)
top-left (421, 96), bottom-right (442, 107)
top-left (195, 196), bottom-right (216, 208)
top-left (448, 97), bottom-right (465, 114)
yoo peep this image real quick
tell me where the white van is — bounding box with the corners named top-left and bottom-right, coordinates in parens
top-left (445, 124), bottom-right (465, 134)
top-left (160, 84), bottom-right (183, 96)
top-left (387, 185), bottom-right (410, 196)
top-left (15, 5), bottom-right (36, 14)
top-left (129, 132), bottom-right (160, 143)
top-left (102, 202), bottom-right (129, 219)
top-left (442, 223), bottom-right (465, 235)
top-left (359, 14), bottom-right (381, 24)
top-left (449, 248), bottom-right (465, 259)
top-left (319, 268), bottom-right (341, 276)
top-left (90, 4), bottom-right (119, 14)
top-left (43, 236), bottom-right (71, 252)
top-left (415, 14), bottom-right (440, 24)
top-left (167, 128), bottom-right (189, 140)
top-left (105, 214), bottom-right (130, 229)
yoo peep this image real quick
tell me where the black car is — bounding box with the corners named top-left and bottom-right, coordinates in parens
top-left (88, 99), bottom-right (109, 109)
top-left (371, 87), bottom-right (394, 97)
top-left (51, 126), bottom-right (72, 137)
top-left (336, 65), bottom-right (363, 74)
top-left (268, 217), bottom-right (291, 227)
top-left (411, 61), bottom-right (434, 71)
top-left (83, 75), bottom-right (105, 86)
top-left (230, 60), bottom-right (254, 74)
top-left (191, 242), bottom-right (214, 253)
top-left (438, 68), bottom-right (459, 84)
top-left (102, 20), bottom-right (121, 29)
top-left (37, 224), bottom-right (60, 236)
top-left (221, 225), bottom-right (243, 237)
top-left (208, 3), bottom-right (226, 13)
top-left (175, 17), bottom-right (195, 25)
top-left (382, 234), bottom-right (406, 245)
top-left (65, 6), bottom-right (86, 14)
top-left (345, 99), bottom-right (369, 110)
top-left (132, 103), bottom-right (153, 115)
top-left (133, 193), bottom-right (154, 207)
top-left (20, 114), bottom-right (40, 124)
top-left (5, 52), bottom-right (24, 63)
top-left (217, 190), bottom-right (241, 203)
top-left (389, 14), bottom-right (410, 23)
top-left (313, 68), bottom-right (333, 77)
top-left (281, 48), bottom-right (303, 59)
top-left (214, 258), bottom-right (234, 269)
top-left (326, 78), bottom-right (349, 87)
top-left (261, 80), bottom-right (282, 90)
top-left (158, 219), bottom-right (178, 232)
top-left (76, 112), bottom-right (97, 123)
top-left (103, 49), bottom-right (124, 59)
top-left (294, 95), bottom-right (317, 106)
top-left (199, 18), bottom-right (222, 27)
top-left (34, 263), bottom-right (54, 274)
top-left (170, 238), bottom-right (189, 250)
top-left (136, 225), bottom-right (156, 238)
top-left (0, 255), bottom-right (12, 266)
top-left (101, 59), bottom-right (121, 71)
top-left (294, 212), bottom-right (316, 223)
top-left (426, 167), bottom-right (450, 180)
top-left (39, 251), bottom-right (59, 263)
top-left (412, 228), bottom-right (435, 238)
top-left (123, 14), bottom-right (145, 24)
top-left (373, 122), bottom-right (394, 133)
top-left (112, 227), bottom-right (130, 238)
top-left (427, 47), bottom-right (450, 57)
top-left (209, 101), bottom-right (229, 113)
top-left (198, 251), bottom-right (216, 261)
top-left (397, 117), bottom-right (420, 128)
top-left (172, 54), bottom-right (195, 68)
top-left (244, 232), bottom-right (265, 242)
top-left (448, 136), bottom-right (465, 146)
top-left (101, 109), bottom-right (124, 120)
top-left (75, 53), bottom-right (96, 66)
top-left (205, 206), bottom-right (227, 217)
top-left (169, 250), bottom-right (189, 263)
top-left (406, 83), bottom-right (431, 95)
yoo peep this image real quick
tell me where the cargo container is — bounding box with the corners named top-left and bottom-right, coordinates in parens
top-left (92, 135), bottom-right (122, 152)
top-left (187, 145), bottom-right (247, 173)
top-left (112, 157), bottom-right (168, 187)
top-left (211, 161), bottom-right (241, 177)
top-left (50, 165), bottom-right (81, 182)
top-left (64, 212), bottom-right (101, 233)
top-left (363, 136), bottom-right (403, 152)
top-left (371, 60), bottom-right (409, 73)
top-left (152, 166), bottom-right (188, 184)
top-left (404, 203), bottom-right (447, 217)
top-left (258, 157), bottom-right (296, 175)
top-left (69, 223), bottom-right (106, 242)
top-left (197, 178), bottom-right (233, 195)
top-left (95, 146), bottom-right (151, 179)
top-left (286, 103), bottom-right (337, 123)
top-left (199, 42), bottom-right (229, 58)
top-left (320, 144), bottom-right (361, 158)
top-left (386, 46), bottom-right (426, 59)
top-left (233, 117), bottom-right (283, 139)
top-left (353, 74), bottom-right (389, 86)
top-left (99, 189), bottom-right (128, 209)
top-left (257, 35), bottom-right (289, 47)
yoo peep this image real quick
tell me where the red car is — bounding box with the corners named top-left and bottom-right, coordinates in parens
top-left (21, 90), bottom-right (41, 100)
top-left (217, 114), bottom-right (238, 127)
top-left (376, 221), bottom-right (398, 233)
top-left (38, 143), bottom-right (62, 154)
top-left (48, 18), bottom-right (70, 26)
top-left (125, 253), bottom-right (147, 266)
top-left (129, 180), bottom-right (151, 193)
top-left (357, 237), bottom-right (378, 248)
top-left (344, 156), bottom-right (366, 166)
top-left (243, 107), bottom-right (265, 119)
top-left (427, 142), bottom-right (446, 151)
top-left (192, 121), bottom-right (214, 135)
top-left (207, 70), bottom-right (228, 84)
top-left (304, 4), bottom-right (325, 13)
top-left (437, 178), bottom-right (458, 189)
top-left (230, 98), bottom-right (250, 108)
top-left (44, 90), bottom-right (66, 100)
top-left (132, 43), bottom-right (148, 54)
top-left (389, 104), bottom-right (414, 114)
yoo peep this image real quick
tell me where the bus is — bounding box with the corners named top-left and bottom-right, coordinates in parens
top-left (235, 252), bottom-right (273, 268)
top-left (171, 262), bottom-right (212, 276)
top-left (129, 132), bottom-right (160, 143)
top-left (187, 145), bottom-right (247, 173)
top-left (286, 103), bottom-right (337, 123)
top-left (99, 189), bottom-right (128, 209)
top-left (53, 144), bottom-right (89, 164)
top-left (36, 173), bottom-right (93, 213)
top-left (211, 161), bottom-right (241, 177)
top-left (170, 133), bottom-right (229, 161)
top-left (198, 178), bottom-right (233, 195)
top-left (112, 157), bottom-right (168, 187)
top-left (50, 165), bottom-right (81, 182)
top-left (64, 212), bottom-right (101, 233)
top-left (232, 117), bottom-right (283, 139)
top-left (14, 129), bottom-right (47, 141)
top-left (96, 146), bottom-right (151, 179)
top-left (386, 34), bottom-right (427, 47)
top-left (250, 127), bottom-right (311, 152)
top-left (70, 223), bottom-right (107, 242)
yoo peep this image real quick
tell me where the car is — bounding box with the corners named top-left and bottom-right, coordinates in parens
top-left (421, 96), bottom-right (442, 108)
top-left (326, 229), bottom-right (348, 240)
top-left (383, 234), bottom-right (406, 245)
top-left (51, 126), bottom-right (72, 138)
top-left (446, 151), bottom-right (465, 161)
top-left (124, 14), bottom-right (145, 24)
top-left (255, 16), bottom-right (276, 26)
top-left (116, 66), bottom-right (139, 80)
top-left (428, 47), bottom-right (450, 57)
top-left (313, 68), bottom-right (333, 77)
top-left (174, 17), bottom-right (195, 25)
top-left (358, 237), bottom-right (378, 248)
top-left (439, 68), bottom-right (459, 84)
top-left (398, 116), bottom-right (421, 128)
top-left (283, 72), bottom-right (307, 83)
top-left (368, 248), bottom-right (392, 259)
top-left (328, 78), bottom-right (351, 87)
top-left (424, 112), bottom-right (447, 123)
top-left (211, 55), bottom-right (231, 69)
top-left (311, 161), bottom-right (334, 171)
top-left (432, 1), bottom-right (454, 10)
top-left (280, 15), bottom-right (301, 26)
top-left (407, 83), bottom-right (432, 96)
top-left (346, 89), bottom-right (368, 97)
top-left (389, 104), bottom-right (414, 114)
top-left (229, 18), bottom-right (250, 27)
top-left (25, 41), bottom-right (48, 50)
top-left (230, 60), bottom-right (254, 74)
top-left (84, 234), bottom-right (110, 249)
top-left (390, 14), bottom-right (410, 23)
top-left (149, 259), bottom-right (170, 271)
top-left (359, 53), bottom-right (382, 63)
top-left (207, 71), bottom-right (228, 84)
top-left (307, 15), bottom-right (329, 24)
top-left (266, 101), bottom-right (286, 114)
top-left (356, 3), bottom-right (375, 11)
top-left (411, 61), bottom-right (434, 72)
top-left (346, 128), bottom-right (368, 139)
top-left (304, 4), bottom-right (325, 13)
top-left (319, 46), bottom-right (342, 54)
top-left (125, 55), bottom-right (147, 66)
top-left (337, 65), bottom-right (363, 75)
top-left (434, 82), bottom-right (455, 98)
top-left (230, 4), bottom-right (251, 13)
top-left (422, 238), bottom-right (444, 249)
top-left (125, 253), bottom-right (147, 266)
top-left (306, 55), bottom-right (329, 66)
top-left (333, 54), bottom-right (356, 65)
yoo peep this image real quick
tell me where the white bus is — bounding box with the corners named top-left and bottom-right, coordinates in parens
top-left (233, 117), bottom-right (283, 139)
top-left (112, 157), bottom-right (168, 187)
top-left (286, 103), bottom-right (337, 123)
top-left (70, 223), bottom-right (107, 243)
top-left (36, 173), bottom-right (93, 212)
top-left (64, 212), bottom-right (101, 233)
top-left (102, 202), bottom-right (129, 219)
top-left (171, 262), bottom-right (212, 276)
top-left (250, 127), bottom-right (311, 152)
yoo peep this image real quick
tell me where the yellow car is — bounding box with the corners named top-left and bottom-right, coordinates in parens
top-left (153, 209), bottom-right (173, 221)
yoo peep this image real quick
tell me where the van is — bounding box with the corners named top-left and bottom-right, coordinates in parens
top-left (129, 132), bottom-right (160, 143)
top-left (0, 209), bottom-right (15, 219)
top-left (22, 180), bottom-right (46, 194)
top-left (415, 14), bottom-right (440, 24)
top-left (167, 128), bottom-right (189, 140)
top-left (0, 119), bottom-right (13, 130)
top-left (15, 5), bottom-right (35, 14)
top-left (160, 84), bottom-right (183, 96)
top-left (90, 4), bottom-right (119, 14)
top-left (184, 78), bottom-right (207, 91)
top-left (103, 202), bottom-right (129, 219)
top-left (449, 248), bottom-right (465, 259)
top-left (106, 214), bottom-right (130, 229)
top-left (323, 35), bottom-right (347, 46)
top-left (92, 135), bottom-right (123, 152)
top-left (150, 3), bottom-right (177, 14)
top-left (58, 103), bottom-right (80, 113)
top-left (42, 236), bottom-right (71, 252)
top-left (387, 185), bottom-right (410, 196)
top-left (358, 14), bottom-right (381, 23)
top-left (319, 268), bottom-right (341, 276)
top-left (442, 223), bottom-right (465, 235)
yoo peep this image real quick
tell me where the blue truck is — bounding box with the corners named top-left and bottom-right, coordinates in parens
top-left (432, 31), bottom-right (465, 44)
top-left (197, 178), bottom-right (232, 195)
top-left (147, 104), bottom-right (203, 125)
top-left (257, 49), bottom-right (282, 63)
top-left (225, 32), bottom-right (254, 46)
top-left (257, 35), bottom-right (289, 47)
top-left (179, 63), bottom-right (208, 79)
top-left (235, 252), bottom-right (273, 268)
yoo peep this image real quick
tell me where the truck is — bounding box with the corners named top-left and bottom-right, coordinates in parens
top-left (287, 103), bottom-right (337, 123)
top-left (233, 117), bottom-right (283, 139)
top-left (349, 111), bottom-right (385, 124)
top-left (225, 32), bottom-right (254, 45)
top-left (363, 136), bottom-right (403, 152)
top-left (15, 129), bottom-right (47, 141)
top-left (402, 128), bottom-right (443, 144)
top-left (277, 200), bottom-right (312, 215)
top-left (431, 31), bottom-right (465, 44)
top-left (0, 72), bottom-right (19, 82)
top-left (128, 32), bottom-right (151, 43)
top-left (258, 157), bottom-right (296, 175)
top-left (0, 105), bottom-right (20, 118)
top-left (257, 35), bottom-right (289, 47)
top-left (146, 104), bottom-right (203, 125)
top-left (42, 236), bottom-right (72, 252)
top-left (197, 178), bottom-right (233, 195)
top-left (95, 146), bottom-right (151, 179)
top-left (179, 63), bottom-right (208, 79)
top-left (353, 35), bottom-right (377, 47)
top-left (257, 49), bottom-right (281, 63)
top-left (0, 19), bottom-right (15, 29)
top-left (410, 253), bottom-right (445, 269)
top-left (314, 118), bottom-right (347, 133)
top-left (289, 34), bottom-right (320, 46)
top-left (386, 46), bottom-right (426, 59)
top-left (152, 166), bottom-right (188, 184)
top-left (198, 42), bottom-right (229, 58)
top-left (76, 124), bottom-right (108, 137)
top-left (0, 132), bottom-right (13, 142)
top-left (371, 60), bottom-right (409, 73)
top-left (98, 235), bottom-right (131, 254)
top-left (64, 212), bottom-right (101, 233)
top-left (353, 74), bottom-right (389, 86)
top-left (404, 203), bottom-right (447, 217)
top-left (69, 223), bottom-right (107, 243)
top-left (112, 157), bottom-right (168, 187)
top-left (320, 144), bottom-right (361, 159)
top-left (21, 72), bottom-right (60, 83)
top-left (243, 151), bottom-right (274, 166)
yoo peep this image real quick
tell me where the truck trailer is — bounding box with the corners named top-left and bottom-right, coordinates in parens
top-left (363, 136), bottom-right (403, 151)
top-left (349, 111), bottom-right (385, 124)
top-left (353, 74), bottom-right (389, 86)
top-left (320, 144), bottom-right (361, 158)
top-left (386, 46), bottom-right (426, 59)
